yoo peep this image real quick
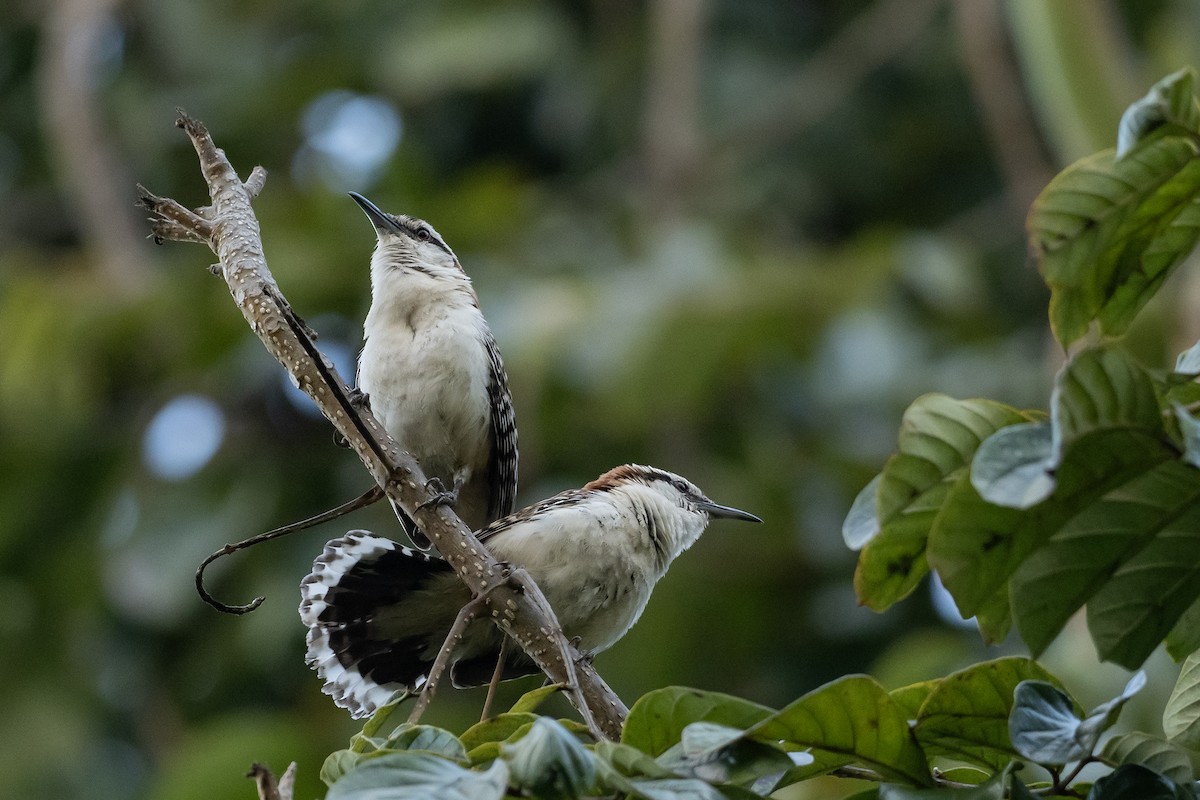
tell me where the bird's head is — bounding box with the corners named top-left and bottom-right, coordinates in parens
top-left (349, 192), bottom-right (465, 286)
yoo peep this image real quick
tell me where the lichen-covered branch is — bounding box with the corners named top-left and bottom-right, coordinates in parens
top-left (137, 112), bottom-right (627, 740)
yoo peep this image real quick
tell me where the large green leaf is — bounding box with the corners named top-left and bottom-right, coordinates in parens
top-left (325, 753), bottom-right (508, 800)
top-left (1029, 124), bottom-right (1200, 345)
top-left (972, 346), bottom-right (1163, 509)
top-left (1099, 732), bottom-right (1195, 784)
top-left (1009, 672), bottom-right (1144, 766)
top-left (502, 717), bottom-right (597, 799)
top-left (622, 688), bottom-right (774, 758)
top-left (913, 657), bottom-right (1065, 772)
top-left (1166, 596), bottom-right (1200, 660)
top-left (853, 395), bottom-right (1034, 610)
top-left (1083, 463), bottom-right (1200, 667)
top-left (929, 429), bottom-right (1175, 619)
top-left (747, 674), bottom-right (932, 787)
top-left (1164, 651), bottom-right (1200, 748)
top-left (1011, 459), bottom-right (1200, 661)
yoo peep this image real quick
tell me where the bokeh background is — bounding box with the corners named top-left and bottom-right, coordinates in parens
top-left (3, 1), bottom-right (1200, 798)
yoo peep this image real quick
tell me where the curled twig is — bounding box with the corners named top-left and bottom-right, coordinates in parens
top-left (196, 486), bottom-right (384, 614)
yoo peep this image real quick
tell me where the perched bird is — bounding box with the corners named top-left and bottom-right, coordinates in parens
top-left (300, 464), bottom-right (762, 718)
top-left (350, 192), bottom-right (517, 549)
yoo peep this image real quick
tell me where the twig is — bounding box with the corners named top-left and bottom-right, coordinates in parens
top-left (196, 486), bottom-right (384, 614)
top-left (137, 111), bottom-right (627, 740)
top-left (248, 762), bottom-right (294, 800)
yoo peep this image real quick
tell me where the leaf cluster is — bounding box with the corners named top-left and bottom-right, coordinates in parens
top-left (846, 68), bottom-right (1200, 670)
top-left (318, 658), bottom-right (1200, 798)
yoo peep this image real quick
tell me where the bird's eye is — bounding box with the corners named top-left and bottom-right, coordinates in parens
top-left (671, 478), bottom-right (690, 494)
top-left (416, 227), bottom-right (432, 242)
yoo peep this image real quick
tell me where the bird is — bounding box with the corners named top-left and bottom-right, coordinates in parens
top-left (349, 192), bottom-right (517, 550)
top-left (299, 464), bottom-right (762, 718)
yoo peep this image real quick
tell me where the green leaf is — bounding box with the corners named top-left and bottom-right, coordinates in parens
top-left (351, 693), bottom-right (411, 753)
top-left (657, 722), bottom-right (793, 787)
top-left (931, 347), bottom-right (1175, 624)
top-left (913, 657), bottom-right (1065, 771)
top-left (1009, 681), bottom-right (1088, 764)
top-left (626, 778), bottom-right (728, 800)
top-left (502, 717), bottom-right (597, 799)
top-left (592, 741), bottom-right (679, 781)
top-left (844, 474), bottom-right (882, 550)
top-left (321, 750), bottom-right (363, 787)
top-left (379, 725), bottom-right (468, 762)
top-left (1099, 732), bottom-right (1195, 785)
top-left (325, 753), bottom-right (508, 800)
top-left (970, 422), bottom-right (1056, 509)
top-left (509, 684), bottom-right (564, 715)
top-left (1029, 130), bottom-right (1200, 345)
top-left (1085, 763), bottom-right (1187, 800)
top-left (1010, 458), bottom-right (1200, 661)
top-left (1174, 404), bottom-right (1200, 468)
top-left (460, 712), bottom-right (539, 753)
top-left (1166, 596), bottom-right (1200, 660)
top-left (1118, 69), bottom-right (1200, 157)
top-left (889, 680), bottom-right (938, 720)
top-left (879, 766), bottom-right (1009, 798)
top-left (929, 428), bottom-right (1174, 620)
top-left (854, 396), bottom-right (1034, 609)
top-left (622, 688), bottom-right (774, 758)
top-left (1082, 469), bottom-right (1200, 667)
top-left (1010, 673), bottom-right (1144, 766)
top-left (1164, 650), bottom-right (1200, 748)
top-left (748, 674), bottom-right (932, 787)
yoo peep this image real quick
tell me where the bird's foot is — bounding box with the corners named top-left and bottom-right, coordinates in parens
top-left (417, 477), bottom-right (461, 512)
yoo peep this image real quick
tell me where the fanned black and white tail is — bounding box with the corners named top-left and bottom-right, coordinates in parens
top-left (299, 530), bottom-right (454, 718)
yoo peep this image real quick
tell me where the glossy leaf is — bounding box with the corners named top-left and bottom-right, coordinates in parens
top-left (1011, 458), bottom-right (1200, 663)
top-left (381, 724), bottom-right (468, 762)
top-left (622, 687), bottom-right (774, 758)
top-left (321, 750), bottom-right (363, 788)
top-left (502, 716), bottom-right (597, 799)
top-left (1010, 681), bottom-right (1089, 764)
top-left (1010, 673), bottom-right (1144, 766)
top-left (1164, 651), bottom-right (1200, 748)
top-left (1117, 68), bottom-right (1200, 157)
top-left (929, 427), bottom-right (1174, 620)
top-left (325, 753), bottom-right (508, 800)
top-left (1029, 128), bottom-right (1200, 345)
top-left (748, 674), bottom-right (932, 787)
top-left (853, 396), bottom-right (1034, 609)
top-left (879, 767), bottom-right (1009, 799)
top-left (657, 722), bottom-right (793, 787)
top-left (626, 778), bottom-right (727, 800)
top-left (913, 657), bottom-right (1064, 771)
top-left (844, 474), bottom-right (882, 550)
top-left (970, 421), bottom-right (1055, 509)
top-left (1099, 732), bottom-right (1195, 784)
top-left (1166, 597), bottom-right (1200, 660)
top-left (510, 684), bottom-right (564, 715)
top-left (592, 741), bottom-right (679, 781)
top-left (1085, 763), bottom-right (1187, 800)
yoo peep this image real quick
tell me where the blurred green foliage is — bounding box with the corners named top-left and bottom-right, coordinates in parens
top-left (3, 1), bottom-right (1200, 798)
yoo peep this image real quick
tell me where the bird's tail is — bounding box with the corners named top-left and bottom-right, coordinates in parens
top-left (299, 530), bottom-right (453, 718)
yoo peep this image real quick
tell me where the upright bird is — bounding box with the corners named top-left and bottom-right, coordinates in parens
top-left (350, 192), bottom-right (517, 549)
top-left (299, 464), bottom-right (762, 718)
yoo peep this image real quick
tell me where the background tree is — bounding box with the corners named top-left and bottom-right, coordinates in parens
top-left (3, 1), bottom-right (1200, 799)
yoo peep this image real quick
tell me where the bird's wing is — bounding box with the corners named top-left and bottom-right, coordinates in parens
top-left (484, 328), bottom-right (519, 523)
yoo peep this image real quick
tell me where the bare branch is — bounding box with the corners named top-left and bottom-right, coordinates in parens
top-left (139, 112), bottom-right (627, 740)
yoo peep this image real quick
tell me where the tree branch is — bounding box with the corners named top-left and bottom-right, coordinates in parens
top-left (137, 111), bottom-right (627, 741)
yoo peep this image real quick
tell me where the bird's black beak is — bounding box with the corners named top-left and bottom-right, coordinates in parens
top-left (349, 192), bottom-right (401, 235)
top-left (698, 501), bottom-right (762, 524)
